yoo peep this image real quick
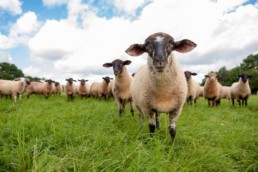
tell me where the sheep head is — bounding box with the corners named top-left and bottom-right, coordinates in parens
top-left (184, 71), bottom-right (197, 81)
top-left (103, 59), bottom-right (131, 76)
top-left (78, 79), bottom-right (88, 85)
top-left (205, 73), bottom-right (219, 82)
top-left (238, 73), bottom-right (252, 83)
top-left (125, 32), bottom-right (196, 72)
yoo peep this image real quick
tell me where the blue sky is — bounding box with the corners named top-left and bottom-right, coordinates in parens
top-left (0, 0), bottom-right (258, 84)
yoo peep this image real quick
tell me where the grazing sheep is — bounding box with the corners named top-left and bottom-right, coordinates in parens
top-left (184, 71), bottom-right (200, 105)
top-left (230, 73), bottom-right (252, 106)
top-left (203, 72), bottom-right (221, 107)
top-left (0, 77), bottom-right (30, 102)
top-left (125, 32), bottom-right (196, 139)
top-left (77, 79), bottom-right (90, 98)
top-left (103, 59), bottom-right (134, 116)
top-left (65, 78), bottom-right (77, 100)
top-left (53, 82), bottom-right (62, 95)
top-left (26, 79), bottom-right (54, 99)
top-left (90, 76), bottom-right (111, 100)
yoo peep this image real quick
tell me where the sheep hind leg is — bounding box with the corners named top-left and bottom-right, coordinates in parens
top-left (152, 109), bottom-right (160, 129)
top-left (118, 98), bottom-right (125, 117)
top-left (129, 98), bottom-right (134, 116)
top-left (146, 111), bottom-right (155, 136)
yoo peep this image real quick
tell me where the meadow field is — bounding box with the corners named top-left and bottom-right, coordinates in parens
top-left (0, 95), bottom-right (257, 171)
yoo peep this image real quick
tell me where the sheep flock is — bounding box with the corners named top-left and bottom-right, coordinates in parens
top-left (0, 32), bottom-right (256, 139)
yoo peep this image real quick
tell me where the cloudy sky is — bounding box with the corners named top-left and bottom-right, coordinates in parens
top-left (0, 0), bottom-right (258, 84)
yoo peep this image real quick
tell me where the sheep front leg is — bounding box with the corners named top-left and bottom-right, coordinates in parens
top-left (168, 108), bottom-right (182, 139)
top-left (147, 111), bottom-right (156, 136)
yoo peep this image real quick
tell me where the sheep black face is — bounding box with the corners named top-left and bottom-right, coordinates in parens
top-left (238, 74), bottom-right (252, 83)
top-left (54, 82), bottom-right (60, 86)
top-left (78, 79), bottom-right (88, 85)
top-left (46, 79), bottom-right (53, 85)
top-left (66, 78), bottom-right (76, 85)
top-left (184, 71), bottom-right (197, 81)
top-left (125, 32), bottom-right (197, 72)
top-left (103, 59), bottom-right (131, 76)
top-left (102, 76), bottom-right (112, 83)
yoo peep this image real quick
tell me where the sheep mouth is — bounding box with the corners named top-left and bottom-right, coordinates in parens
top-left (155, 67), bottom-right (165, 72)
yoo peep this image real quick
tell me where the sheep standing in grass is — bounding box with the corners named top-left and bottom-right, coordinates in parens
top-left (216, 86), bottom-right (231, 105)
top-left (65, 78), bottom-right (77, 100)
top-left (125, 32), bottom-right (196, 139)
top-left (203, 73), bottom-right (221, 107)
top-left (103, 59), bottom-right (134, 116)
top-left (0, 77), bottom-right (30, 102)
top-left (77, 79), bottom-right (90, 98)
top-left (198, 86), bottom-right (204, 97)
top-left (90, 76), bottom-right (111, 100)
top-left (26, 79), bottom-right (54, 99)
top-left (53, 82), bottom-right (62, 95)
top-left (184, 71), bottom-right (200, 105)
top-left (230, 73), bottom-right (252, 106)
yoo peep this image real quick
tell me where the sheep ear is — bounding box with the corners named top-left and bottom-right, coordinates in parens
top-left (125, 44), bottom-right (145, 56)
top-left (86, 80), bottom-right (89, 82)
top-left (248, 75), bottom-right (252, 78)
top-left (173, 39), bottom-right (197, 53)
top-left (123, 60), bottom-right (131, 65)
top-left (103, 63), bottom-right (113, 68)
top-left (205, 75), bottom-right (209, 78)
top-left (191, 73), bottom-right (197, 76)
top-left (78, 79), bottom-right (81, 81)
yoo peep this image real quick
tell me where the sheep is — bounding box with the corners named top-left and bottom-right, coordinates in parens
top-left (90, 76), bottom-right (111, 100)
top-left (107, 79), bottom-right (114, 98)
top-left (26, 79), bottom-right (54, 99)
top-left (198, 86), bottom-right (204, 97)
top-left (77, 79), bottom-right (90, 98)
top-left (125, 32), bottom-right (196, 139)
top-left (64, 78), bottom-right (77, 100)
top-left (230, 73), bottom-right (252, 106)
top-left (53, 82), bottom-right (62, 96)
top-left (216, 86), bottom-right (231, 105)
top-left (203, 72), bottom-right (221, 107)
top-left (184, 71), bottom-right (200, 105)
top-left (0, 77), bottom-right (30, 102)
top-left (103, 59), bottom-right (134, 116)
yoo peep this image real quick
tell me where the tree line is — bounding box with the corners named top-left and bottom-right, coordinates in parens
top-left (1, 54), bottom-right (258, 93)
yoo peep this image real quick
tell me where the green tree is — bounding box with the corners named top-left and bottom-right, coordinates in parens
top-left (0, 62), bottom-right (24, 80)
top-left (240, 54), bottom-right (258, 71)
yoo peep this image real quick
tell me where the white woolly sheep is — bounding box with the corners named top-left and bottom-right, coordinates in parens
top-left (26, 79), bottom-right (54, 99)
top-left (216, 85), bottom-right (231, 105)
top-left (125, 32), bottom-right (196, 139)
top-left (65, 78), bottom-right (77, 100)
top-left (103, 59), bottom-right (134, 116)
top-left (203, 72), bottom-right (221, 107)
top-left (0, 77), bottom-right (30, 102)
top-left (184, 71), bottom-right (200, 105)
top-left (90, 76), bottom-right (111, 100)
top-left (77, 79), bottom-right (90, 98)
top-left (230, 73), bottom-right (252, 106)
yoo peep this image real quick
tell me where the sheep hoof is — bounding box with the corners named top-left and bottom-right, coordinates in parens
top-left (169, 126), bottom-right (176, 139)
top-left (119, 109), bottom-right (123, 116)
top-left (131, 110), bottom-right (134, 116)
top-left (149, 123), bottom-right (155, 136)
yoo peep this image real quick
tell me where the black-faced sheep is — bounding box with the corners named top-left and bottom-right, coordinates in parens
top-left (184, 71), bottom-right (200, 105)
top-left (53, 82), bottom-right (62, 96)
top-left (125, 32), bottom-right (196, 139)
top-left (77, 79), bottom-right (90, 98)
top-left (90, 76), bottom-right (112, 100)
top-left (0, 77), bottom-right (30, 102)
top-left (26, 79), bottom-right (54, 99)
top-left (103, 59), bottom-right (134, 116)
top-left (203, 72), bottom-right (221, 107)
top-left (65, 78), bottom-right (77, 100)
top-left (230, 73), bottom-right (252, 106)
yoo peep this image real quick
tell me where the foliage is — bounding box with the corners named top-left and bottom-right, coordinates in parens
top-left (0, 62), bottom-right (24, 80)
top-left (0, 95), bottom-right (257, 171)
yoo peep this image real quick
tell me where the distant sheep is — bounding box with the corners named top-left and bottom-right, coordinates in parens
top-left (125, 32), bottom-right (196, 139)
top-left (0, 77), bottom-right (30, 102)
top-left (184, 71), bottom-right (200, 105)
top-left (26, 79), bottom-right (54, 99)
top-left (198, 86), bottom-right (204, 97)
top-left (103, 59), bottom-right (134, 116)
top-left (53, 82), bottom-right (62, 95)
top-left (203, 73), bottom-right (221, 107)
top-left (65, 78), bottom-right (77, 100)
top-left (216, 86), bottom-right (231, 105)
top-left (90, 76), bottom-right (111, 100)
top-left (107, 79), bottom-right (114, 97)
top-left (77, 79), bottom-right (90, 98)
top-left (230, 73), bottom-right (252, 106)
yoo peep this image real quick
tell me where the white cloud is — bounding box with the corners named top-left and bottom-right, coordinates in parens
top-left (22, 0), bottom-right (258, 84)
top-left (113, 0), bottom-right (151, 16)
top-left (43, 0), bottom-right (68, 7)
top-left (0, 51), bottom-right (13, 63)
top-left (0, 0), bottom-right (22, 15)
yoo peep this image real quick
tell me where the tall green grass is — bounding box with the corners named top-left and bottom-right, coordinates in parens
top-left (0, 95), bottom-right (257, 171)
